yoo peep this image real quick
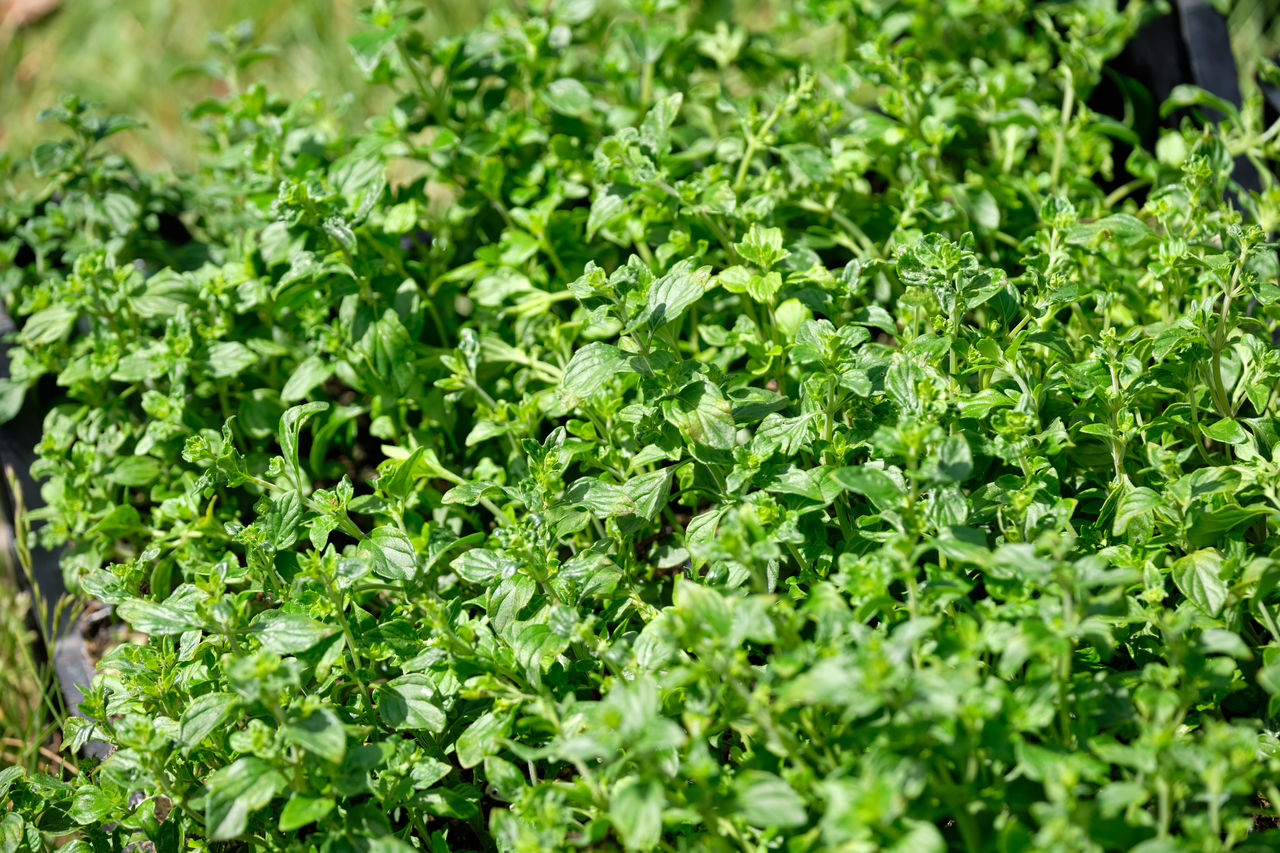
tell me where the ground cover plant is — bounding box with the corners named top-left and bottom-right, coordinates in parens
top-left (4, 0), bottom-right (1280, 850)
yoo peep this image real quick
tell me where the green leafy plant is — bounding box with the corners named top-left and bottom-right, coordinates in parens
top-left (5, 0), bottom-right (1280, 851)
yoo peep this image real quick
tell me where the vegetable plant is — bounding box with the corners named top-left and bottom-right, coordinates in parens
top-left (4, 1), bottom-right (1280, 851)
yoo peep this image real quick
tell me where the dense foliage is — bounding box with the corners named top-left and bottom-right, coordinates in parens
top-left (4, 0), bottom-right (1280, 850)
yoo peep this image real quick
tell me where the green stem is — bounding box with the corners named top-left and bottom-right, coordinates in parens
top-left (785, 541), bottom-right (807, 573)
top-left (1050, 67), bottom-right (1074, 191)
top-left (632, 238), bottom-right (656, 270)
top-left (1208, 780), bottom-right (1222, 839)
top-left (823, 380), bottom-right (836, 451)
top-left (1058, 584), bottom-right (1076, 746)
top-left (479, 496), bottom-right (512, 528)
top-left (1156, 776), bottom-right (1172, 837)
top-left (541, 233), bottom-right (569, 284)
top-left (323, 575), bottom-right (376, 723)
top-left (733, 96), bottom-right (787, 193)
top-left (1208, 250), bottom-right (1245, 419)
top-left (1103, 176), bottom-right (1152, 209)
top-left (398, 42), bottom-right (449, 127)
top-left (639, 58), bottom-right (654, 107)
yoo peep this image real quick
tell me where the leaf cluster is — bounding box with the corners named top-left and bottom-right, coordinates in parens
top-left (5, 1), bottom-right (1280, 851)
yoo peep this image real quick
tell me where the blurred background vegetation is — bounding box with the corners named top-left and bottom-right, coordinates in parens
top-left (0, 0), bottom-right (483, 172)
top-left (1226, 0), bottom-right (1280, 93)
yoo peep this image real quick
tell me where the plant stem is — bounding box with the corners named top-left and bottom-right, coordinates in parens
top-left (1103, 176), bottom-right (1152, 209)
top-left (1050, 66), bottom-right (1074, 191)
top-left (733, 96), bottom-right (787, 193)
top-left (323, 575), bottom-right (377, 723)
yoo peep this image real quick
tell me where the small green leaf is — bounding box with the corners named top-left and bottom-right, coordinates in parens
top-left (735, 224), bottom-right (789, 269)
top-left (562, 342), bottom-right (630, 398)
top-left (347, 21), bottom-right (402, 73)
top-left (31, 139), bottom-right (76, 177)
top-left (106, 456), bottom-right (162, 487)
top-left (1201, 418), bottom-right (1248, 445)
top-left (685, 506), bottom-right (728, 562)
top-left (1113, 486), bottom-right (1163, 536)
top-left (662, 379), bottom-right (735, 450)
top-left (753, 412), bottom-right (817, 455)
top-left (442, 481), bottom-right (505, 506)
top-left (378, 446), bottom-right (425, 502)
top-left (1065, 214), bottom-right (1155, 248)
top-left (68, 787), bottom-right (113, 825)
top-left (1172, 549), bottom-right (1228, 617)
top-left (645, 264), bottom-right (712, 330)
top-left (0, 767), bottom-right (23, 803)
top-left (673, 578), bottom-right (732, 638)
top-left (205, 341), bottom-right (259, 378)
top-left (885, 358), bottom-right (924, 415)
top-left (566, 478), bottom-right (635, 516)
top-left (117, 600), bottom-right (201, 635)
top-left (1161, 83), bottom-right (1240, 123)
top-left (281, 355), bottom-right (332, 402)
top-left (204, 757), bottom-right (286, 840)
top-left (455, 711), bottom-right (509, 768)
top-left (87, 505), bottom-right (142, 539)
top-left (357, 309), bottom-right (416, 393)
top-left (543, 78), bottom-right (593, 115)
top-left (733, 771), bottom-right (807, 829)
top-left (284, 707), bottom-right (347, 764)
top-left (451, 548), bottom-right (518, 585)
top-left (611, 777), bottom-right (663, 850)
top-left (935, 435), bottom-right (973, 482)
top-left (624, 468), bottom-right (672, 521)
top-left (588, 187), bottom-right (627, 235)
top-left (249, 611), bottom-right (338, 654)
top-left (377, 675), bottom-right (446, 732)
top-left (639, 92), bottom-right (682, 155)
top-left (831, 467), bottom-right (902, 510)
top-left (382, 199), bottom-right (419, 234)
top-left (358, 526), bottom-right (419, 581)
top-left (279, 402), bottom-right (329, 488)
top-left (21, 304), bottom-right (78, 345)
top-left (418, 787), bottom-right (480, 820)
top-left (180, 693), bottom-right (238, 753)
top-left (1201, 628), bottom-right (1251, 659)
top-left (278, 794), bottom-right (335, 832)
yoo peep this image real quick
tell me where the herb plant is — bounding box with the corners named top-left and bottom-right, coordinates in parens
top-left (4, 1), bottom-right (1280, 851)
